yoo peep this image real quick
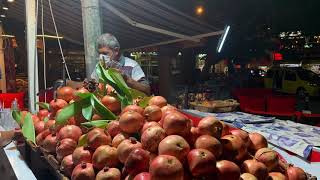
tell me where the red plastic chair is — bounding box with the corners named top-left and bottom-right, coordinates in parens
top-left (0, 92), bottom-right (25, 109)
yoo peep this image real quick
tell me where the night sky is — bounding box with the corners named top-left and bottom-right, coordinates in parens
top-left (161, 0), bottom-right (320, 34)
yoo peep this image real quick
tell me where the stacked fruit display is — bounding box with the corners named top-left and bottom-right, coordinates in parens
top-left (20, 86), bottom-right (311, 180)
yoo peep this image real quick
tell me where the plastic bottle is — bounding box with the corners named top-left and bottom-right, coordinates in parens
top-left (11, 98), bottom-right (19, 111)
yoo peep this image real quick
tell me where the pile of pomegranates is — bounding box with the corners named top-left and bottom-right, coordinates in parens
top-left (29, 87), bottom-right (310, 180)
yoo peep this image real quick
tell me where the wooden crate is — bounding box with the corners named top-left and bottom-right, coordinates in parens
top-left (17, 141), bottom-right (69, 180)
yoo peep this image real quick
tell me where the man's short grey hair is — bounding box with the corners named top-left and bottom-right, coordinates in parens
top-left (96, 33), bottom-right (120, 50)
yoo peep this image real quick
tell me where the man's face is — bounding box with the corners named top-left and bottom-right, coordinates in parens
top-left (98, 46), bottom-right (119, 61)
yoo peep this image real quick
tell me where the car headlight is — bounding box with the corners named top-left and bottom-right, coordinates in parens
top-left (308, 83), bottom-right (318, 87)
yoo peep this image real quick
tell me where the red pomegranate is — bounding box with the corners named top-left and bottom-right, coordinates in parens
top-left (221, 121), bottom-right (230, 136)
top-left (44, 119), bottom-right (56, 130)
top-left (248, 133), bottom-right (268, 153)
top-left (92, 114), bottom-right (102, 120)
top-left (92, 145), bottom-right (119, 170)
top-left (133, 172), bottom-right (151, 180)
top-left (71, 162), bottom-right (95, 180)
top-left (197, 116), bottom-right (223, 139)
top-left (36, 129), bottom-right (51, 146)
top-left (19, 111), bottom-right (29, 125)
top-left (60, 154), bottom-right (75, 177)
top-left (117, 137), bottom-right (142, 163)
top-left (141, 121), bottom-right (161, 134)
top-left (96, 167), bottom-right (121, 180)
top-left (106, 121), bottom-right (121, 138)
top-left (220, 135), bottom-right (248, 163)
top-left (112, 133), bottom-right (129, 148)
top-left (185, 127), bottom-right (201, 146)
top-left (194, 135), bottom-right (222, 159)
top-left (216, 160), bottom-right (241, 180)
top-left (49, 99), bottom-right (68, 113)
top-left (87, 128), bottom-right (112, 151)
top-left (162, 112), bottom-right (191, 137)
top-left (187, 148), bottom-right (216, 177)
top-left (269, 172), bottom-right (287, 180)
top-left (148, 96), bottom-right (167, 108)
top-left (240, 173), bottom-right (258, 180)
top-left (159, 110), bottom-right (178, 126)
top-left (57, 125), bottom-right (82, 142)
top-left (35, 121), bottom-right (45, 135)
top-left (141, 126), bottom-right (166, 153)
top-left (57, 86), bottom-right (75, 102)
top-left (230, 129), bottom-right (251, 147)
top-left (161, 105), bottom-right (177, 114)
top-left (149, 155), bottom-right (183, 180)
top-left (119, 111), bottom-right (144, 134)
top-left (31, 115), bottom-right (40, 124)
top-left (242, 159), bottom-right (269, 180)
top-left (37, 109), bottom-right (50, 121)
top-left (122, 105), bottom-right (144, 115)
top-left (255, 148), bottom-right (279, 171)
top-left (42, 133), bottom-right (58, 153)
top-left (158, 135), bottom-right (190, 163)
top-left (143, 105), bottom-right (162, 122)
top-left (286, 166), bottom-right (307, 180)
top-left (101, 95), bottom-right (121, 114)
top-left (72, 146), bottom-right (92, 166)
top-left (123, 148), bottom-right (150, 176)
top-left (56, 138), bottom-right (77, 162)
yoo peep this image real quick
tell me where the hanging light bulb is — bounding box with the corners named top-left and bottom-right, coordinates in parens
top-left (8, 0), bottom-right (15, 3)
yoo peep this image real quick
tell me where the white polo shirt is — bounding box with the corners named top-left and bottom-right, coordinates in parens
top-left (91, 55), bottom-right (148, 84)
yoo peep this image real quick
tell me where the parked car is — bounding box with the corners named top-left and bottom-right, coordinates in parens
top-left (264, 67), bottom-right (320, 96)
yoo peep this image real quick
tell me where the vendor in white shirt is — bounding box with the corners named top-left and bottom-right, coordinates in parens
top-left (69, 33), bottom-right (150, 95)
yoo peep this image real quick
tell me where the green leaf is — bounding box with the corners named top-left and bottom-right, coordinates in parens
top-left (75, 92), bottom-right (92, 100)
top-left (43, 117), bottom-right (49, 123)
top-left (97, 63), bottom-right (116, 86)
top-left (22, 113), bottom-right (36, 145)
top-left (95, 63), bottom-right (105, 83)
top-left (108, 68), bottom-right (132, 101)
top-left (12, 110), bottom-right (22, 125)
top-left (120, 97), bottom-right (130, 110)
top-left (130, 89), bottom-right (147, 99)
top-left (56, 102), bottom-right (81, 125)
top-left (90, 94), bottom-right (117, 120)
top-left (139, 96), bottom-right (152, 108)
top-left (81, 120), bottom-right (112, 129)
top-left (82, 104), bottom-right (93, 121)
top-left (36, 102), bottom-right (50, 110)
top-left (78, 134), bottom-right (88, 147)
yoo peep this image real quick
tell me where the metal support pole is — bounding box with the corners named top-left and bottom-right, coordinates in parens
top-left (81, 0), bottom-right (102, 78)
top-left (26, 0), bottom-right (39, 112)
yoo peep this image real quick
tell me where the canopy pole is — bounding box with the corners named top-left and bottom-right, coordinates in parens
top-left (25, 0), bottom-right (39, 112)
top-left (0, 24), bottom-right (7, 93)
top-left (81, 0), bottom-right (102, 78)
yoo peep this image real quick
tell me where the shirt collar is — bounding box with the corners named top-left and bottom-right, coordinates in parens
top-left (118, 55), bottom-right (125, 66)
